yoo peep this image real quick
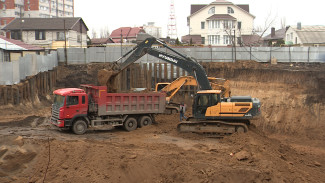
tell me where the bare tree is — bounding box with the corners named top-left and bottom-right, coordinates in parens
top-left (100, 26), bottom-right (110, 38)
top-left (91, 28), bottom-right (98, 39)
top-left (254, 11), bottom-right (277, 38)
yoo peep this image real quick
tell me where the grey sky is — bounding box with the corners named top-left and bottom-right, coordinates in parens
top-left (75, 0), bottom-right (323, 38)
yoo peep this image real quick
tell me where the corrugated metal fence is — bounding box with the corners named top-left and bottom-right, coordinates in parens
top-left (0, 52), bottom-right (58, 85)
top-left (57, 46), bottom-right (325, 64)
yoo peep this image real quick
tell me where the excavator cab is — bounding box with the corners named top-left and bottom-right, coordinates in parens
top-left (193, 90), bottom-right (221, 119)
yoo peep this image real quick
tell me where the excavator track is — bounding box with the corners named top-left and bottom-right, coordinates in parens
top-left (177, 119), bottom-right (249, 138)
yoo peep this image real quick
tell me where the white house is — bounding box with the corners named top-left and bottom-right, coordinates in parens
top-left (285, 23), bottom-right (325, 46)
top-left (2, 17), bottom-right (88, 49)
top-left (185, 0), bottom-right (255, 46)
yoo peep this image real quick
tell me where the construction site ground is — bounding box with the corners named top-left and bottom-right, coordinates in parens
top-left (1, 61), bottom-right (325, 183)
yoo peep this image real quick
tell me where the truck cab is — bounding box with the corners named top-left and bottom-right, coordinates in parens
top-left (51, 88), bottom-right (88, 128)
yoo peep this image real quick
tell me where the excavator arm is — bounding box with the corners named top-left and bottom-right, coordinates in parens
top-left (99, 37), bottom-right (211, 92)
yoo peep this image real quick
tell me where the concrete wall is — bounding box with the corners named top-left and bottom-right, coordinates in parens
top-left (57, 46), bottom-right (325, 65)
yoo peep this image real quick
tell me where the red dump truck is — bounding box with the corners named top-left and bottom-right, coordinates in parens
top-left (50, 84), bottom-right (166, 134)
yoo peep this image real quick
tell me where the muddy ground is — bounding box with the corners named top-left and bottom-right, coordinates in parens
top-left (0, 61), bottom-right (325, 183)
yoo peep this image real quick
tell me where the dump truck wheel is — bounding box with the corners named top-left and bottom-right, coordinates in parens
top-left (72, 120), bottom-right (87, 135)
top-left (138, 116), bottom-right (152, 128)
top-left (123, 117), bottom-right (137, 131)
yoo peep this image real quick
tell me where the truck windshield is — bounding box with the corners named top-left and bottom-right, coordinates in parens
top-left (54, 94), bottom-right (65, 108)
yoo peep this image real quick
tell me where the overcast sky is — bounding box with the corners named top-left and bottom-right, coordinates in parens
top-left (75, 0), bottom-right (324, 38)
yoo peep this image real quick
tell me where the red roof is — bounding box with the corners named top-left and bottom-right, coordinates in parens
top-left (0, 35), bottom-right (44, 50)
top-left (110, 27), bottom-right (145, 41)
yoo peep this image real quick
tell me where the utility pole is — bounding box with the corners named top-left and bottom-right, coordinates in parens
top-left (64, 19), bottom-right (68, 65)
top-left (120, 29), bottom-right (123, 59)
top-left (233, 29), bottom-right (236, 62)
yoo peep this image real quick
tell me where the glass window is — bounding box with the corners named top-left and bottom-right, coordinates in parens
top-left (56, 32), bottom-right (65, 41)
top-left (201, 37), bottom-right (205, 44)
top-left (35, 30), bottom-right (46, 40)
top-left (77, 34), bottom-right (82, 43)
top-left (198, 95), bottom-right (209, 106)
top-left (82, 96), bottom-right (85, 104)
top-left (223, 35), bottom-right (231, 45)
top-left (208, 7), bottom-right (215, 14)
top-left (208, 35), bottom-right (220, 45)
top-left (201, 22), bottom-right (205, 29)
top-left (11, 31), bottom-right (21, 40)
top-left (67, 96), bottom-right (79, 106)
top-left (4, 52), bottom-right (10, 62)
top-left (227, 7), bottom-right (234, 14)
top-left (54, 95), bottom-right (65, 108)
top-left (208, 20), bottom-right (220, 29)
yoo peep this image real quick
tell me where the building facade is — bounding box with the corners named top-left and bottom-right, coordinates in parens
top-left (187, 0), bottom-right (255, 46)
top-left (142, 22), bottom-right (162, 39)
top-left (2, 18), bottom-right (88, 49)
top-left (0, 0), bottom-right (74, 34)
top-left (285, 23), bottom-right (325, 46)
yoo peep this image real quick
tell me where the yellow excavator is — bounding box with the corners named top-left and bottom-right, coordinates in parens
top-left (155, 76), bottom-right (231, 103)
top-left (99, 37), bottom-right (261, 137)
top-left (155, 76), bottom-right (231, 114)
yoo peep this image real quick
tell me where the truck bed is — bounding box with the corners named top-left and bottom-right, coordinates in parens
top-left (81, 85), bottom-right (166, 116)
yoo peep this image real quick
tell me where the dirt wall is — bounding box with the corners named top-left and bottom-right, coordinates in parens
top-left (55, 62), bottom-right (325, 135)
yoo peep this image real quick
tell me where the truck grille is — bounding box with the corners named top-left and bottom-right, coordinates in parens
top-left (51, 104), bottom-right (60, 121)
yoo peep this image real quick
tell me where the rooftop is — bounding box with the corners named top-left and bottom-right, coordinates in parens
top-left (0, 35), bottom-right (44, 50)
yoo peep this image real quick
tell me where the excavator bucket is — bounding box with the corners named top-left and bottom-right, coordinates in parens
top-left (98, 69), bottom-right (118, 93)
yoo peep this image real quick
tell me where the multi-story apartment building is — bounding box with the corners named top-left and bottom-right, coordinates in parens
top-left (142, 22), bottom-right (162, 39)
top-left (184, 0), bottom-right (255, 46)
top-left (0, 0), bottom-right (74, 34)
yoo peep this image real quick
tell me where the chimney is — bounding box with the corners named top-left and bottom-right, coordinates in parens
top-left (271, 27), bottom-right (275, 37)
top-left (286, 26), bottom-right (290, 31)
top-left (297, 22), bottom-right (302, 30)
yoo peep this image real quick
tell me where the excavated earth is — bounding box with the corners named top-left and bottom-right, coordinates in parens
top-left (0, 61), bottom-right (325, 183)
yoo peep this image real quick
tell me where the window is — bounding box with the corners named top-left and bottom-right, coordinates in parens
top-left (67, 96), bottom-right (78, 106)
top-left (201, 22), bottom-right (205, 29)
top-left (290, 33), bottom-right (293, 40)
top-left (82, 96), bottom-right (85, 104)
top-left (77, 34), bottom-right (82, 43)
top-left (35, 30), bottom-right (46, 40)
top-left (3, 20), bottom-right (6, 25)
top-left (223, 35), bottom-right (231, 45)
top-left (237, 21), bottom-right (242, 30)
top-left (11, 31), bottom-right (21, 40)
top-left (56, 32), bottom-right (65, 41)
top-left (201, 37), bottom-right (205, 44)
top-left (223, 20), bottom-right (233, 29)
top-left (4, 52), bottom-right (10, 62)
top-left (208, 20), bottom-right (220, 29)
top-left (208, 35), bottom-right (220, 45)
top-left (39, 6), bottom-right (49, 11)
top-left (208, 7), bottom-right (215, 14)
top-left (227, 7), bottom-right (234, 14)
